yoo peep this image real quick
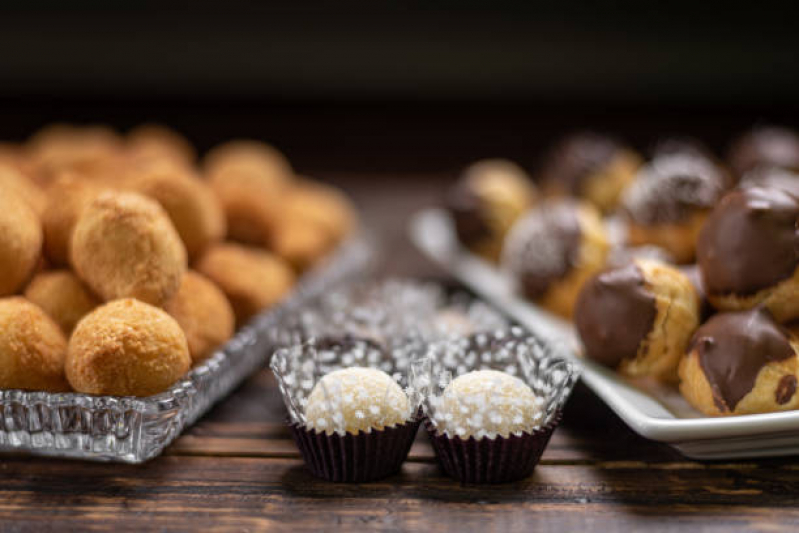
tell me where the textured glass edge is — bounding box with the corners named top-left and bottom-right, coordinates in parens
top-left (0, 234), bottom-right (375, 463)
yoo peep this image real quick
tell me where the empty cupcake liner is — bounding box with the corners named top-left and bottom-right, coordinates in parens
top-left (425, 412), bottom-right (561, 484)
top-left (290, 418), bottom-right (421, 483)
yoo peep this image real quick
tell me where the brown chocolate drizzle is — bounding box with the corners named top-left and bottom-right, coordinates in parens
top-left (690, 308), bottom-right (795, 412)
top-left (504, 201), bottom-right (582, 300)
top-left (541, 132), bottom-right (622, 196)
top-left (574, 262), bottom-right (657, 369)
top-left (697, 187), bottom-right (799, 296)
top-left (776, 375), bottom-right (797, 405)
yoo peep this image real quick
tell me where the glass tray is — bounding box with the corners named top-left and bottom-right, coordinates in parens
top-left (0, 236), bottom-right (374, 463)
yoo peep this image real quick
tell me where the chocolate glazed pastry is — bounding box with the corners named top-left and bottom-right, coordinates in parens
top-left (679, 307), bottom-right (799, 416)
top-left (574, 262), bottom-right (657, 369)
top-left (728, 126), bottom-right (799, 178)
top-left (574, 258), bottom-right (699, 381)
top-left (696, 187), bottom-right (799, 322)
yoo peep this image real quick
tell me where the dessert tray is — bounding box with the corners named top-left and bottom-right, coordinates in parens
top-left (410, 208), bottom-right (799, 459)
top-left (0, 236), bottom-right (373, 463)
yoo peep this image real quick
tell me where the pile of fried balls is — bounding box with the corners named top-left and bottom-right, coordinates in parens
top-left (0, 124), bottom-right (355, 397)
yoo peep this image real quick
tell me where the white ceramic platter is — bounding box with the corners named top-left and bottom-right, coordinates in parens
top-left (409, 208), bottom-right (799, 459)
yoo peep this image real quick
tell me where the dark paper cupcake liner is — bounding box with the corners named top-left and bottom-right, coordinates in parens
top-left (425, 411), bottom-right (562, 484)
top-left (290, 418), bottom-right (421, 482)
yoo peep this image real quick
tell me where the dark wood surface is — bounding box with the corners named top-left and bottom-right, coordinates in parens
top-left (4, 174), bottom-right (799, 532)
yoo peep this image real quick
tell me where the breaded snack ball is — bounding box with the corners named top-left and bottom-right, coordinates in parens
top-left (196, 243), bottom-right (295, 325)
top-left (434, 370), bottom-right (541, 439)
top-left (444, 159), bottom-right (537, 262)
top-left (71, 191), bottom-right (187, 306)
top-left (129, 161), bottom-right (226, 259)
top-left (127, 124), bottom-right (196, 167)
top-left (622, 154), bottom-right (728, 263)
top-left (305, 367), bottom-right (411, 436)
top-left (270, 222), bottom-right (334, 272)
top-left (66, 298), bottom-right (191, 396)
top-left (0, 163), bottom-right (45, 215)
top-left (206, 140), bottom-right (292, 246)
top-left (575, 258), bottom-right (700, 381)
top-left (697, 187), bottom-right (799, 322)
top-left (26, 124), bottom-right (124, 185)
top-left (679, 308), bottom-right (799, 416)
top-left (0, 297), bottom-right (69, 392)
top-left (540, 131), bottom-right (642, 213)
top-left (0, 186), bottom-right (43, 296)
top-left (40, 173), bottom-right (101, 266)
top-left (502, 200), bottom-right (609, 319)
top-left (164, 271), bottom-right (235, 364)
top-left (24, 270), bottom-right (100, 334)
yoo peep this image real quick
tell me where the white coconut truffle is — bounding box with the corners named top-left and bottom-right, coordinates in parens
top-left (435, 369), bottom-right (542, 439)
top-left (304, 367), bottom-right (411, 435)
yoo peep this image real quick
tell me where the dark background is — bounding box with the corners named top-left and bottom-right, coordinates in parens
top-left (1, 1), bottom-right (798, 175)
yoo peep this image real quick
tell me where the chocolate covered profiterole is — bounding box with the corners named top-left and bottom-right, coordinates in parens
top-left (696, 187), bottom-right (799, 322)
top-left (621, 154), bottom-right (728, 263)
top-left (728, 126), bottom-right (799, 178)
top-left (575, 258), bottom-right (700, 380)
top-left (502, 199), bottom-right (609, 318)
top-left (540, 132), bottom-right (641, 213)
top-left (679, 308), bottom-right (799, 416)
top-left (444, 159), bottom-right (536, 262)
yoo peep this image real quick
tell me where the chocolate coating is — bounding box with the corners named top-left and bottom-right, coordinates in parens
top-left (728, 126), bottom-right (799, 177)
top-left (445, 181), bottom-right (492, 248)
top-left (575, 263), bottom-right (657, 368)
top-left (541, 132), bottom-right (623, 196)
top-left (503, 202), bottom-right (582, 299)
top-left (697, 187), bottom-right (799, 296)
top-left (690, 308), bottom-right (795, 412)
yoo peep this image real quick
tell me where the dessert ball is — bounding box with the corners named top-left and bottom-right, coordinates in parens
top-left (40, 173), bottom-right (101, 266)
top-left (575, 258), bottom-right (700, 380)
top-left (127, 124), bottom-right (196, 167)
top-left (728, 126), bottom-right (799, 178)
top-left (0, 163), bottom-right (45, 215)
top-left (206, 140), bottom-right (292, 246)
top-left (26, 124), bottom-right (124, 185)
top-left (434, 370), bottom-right (541, 439)
top-left (304, 367), bottom-right (411, 435)
top-left (697, 187), bottom-right (799, 322)
top-left (271, 179), bottom-right (356, 270)
top-left (0, 297), bottom-right (69, 391)
top-left (24, 270), bottom-right (100, 334)
top-left (129, 161), bottom-right (226, 259)
top-left (444, 159), bottom-right (537, 262)
top-left (71, 191), bottom-right (187, 306)
top-left (164, 271), bottom-right (235, 364)
top-left (502, 200), bottom-right (609, 318)
top-left (66, 298), bottom-right (191, 396)
top-left (740, 166), bottom-right (799, 197)
top-left (679, 308), bottom-right (799, 416)
top-left (540, 132), bottom-right (641, 213)
top-left (0, 186), bottom-right (43, 296)
top-left (621, 154), bottom-right (728, 263)
top-left (196, 243), bottom-right (295, 325)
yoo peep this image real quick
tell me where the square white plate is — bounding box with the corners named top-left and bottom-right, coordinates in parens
top-left (410, 208), bottom-right (799, 459)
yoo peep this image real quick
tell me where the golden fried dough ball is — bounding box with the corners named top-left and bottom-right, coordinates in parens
top-left (40, 173), bottom-right (102, 266)
top-left (24, 270), bottom-right (100, 334)
top-left (128, 161), bottom-right (226, 259)
top-left (196, 243), bottom-right (295, 325)
top-left (0, 187), bottom-right (43, 296)
top-left (127, 123), bottom-right (196, 167)
top-left (0, 297), bottom-right (69, 392)
top-left (205, 140), bottom-right (293, 246)
top-left (270, 221), bottom-right (334, 272)
top-left (66, 298), bottom-right (191, 396)
top-left (164, 271), bottom-right (235, 364)
top-left (71, 191), bottom-right (187, 305)
top-left (0, 163), bottom-right (45, 215)
top-left (26, 124), bottom-right (124, 185)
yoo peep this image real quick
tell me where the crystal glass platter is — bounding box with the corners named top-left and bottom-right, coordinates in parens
top-left (0, 236), bottom-right (373, 463)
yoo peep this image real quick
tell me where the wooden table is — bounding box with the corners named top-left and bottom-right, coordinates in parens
top-left (3, 173), bottom-right (799, 532)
